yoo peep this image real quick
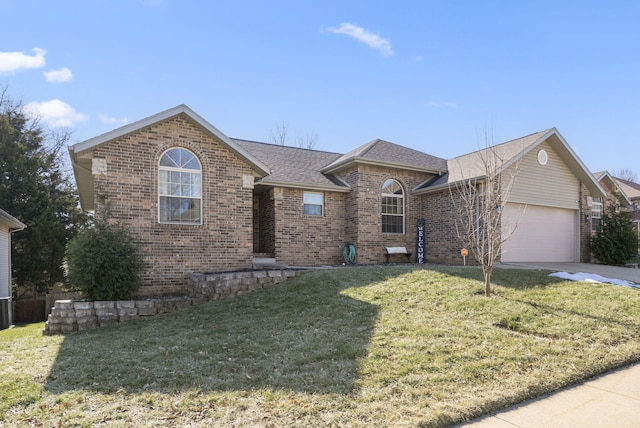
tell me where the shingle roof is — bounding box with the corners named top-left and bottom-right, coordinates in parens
top-left (613, 177), bottom-right (640, 201)
top-left (594, 171), bottom-right (633, 206)
top-left (420, 130), bottom-right (551, 189)
top-left (322, 139), bottom-right (448, 173)
top-left (233, 139), bottom-right (348, 190)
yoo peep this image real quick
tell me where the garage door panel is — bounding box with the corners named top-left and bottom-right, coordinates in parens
top-left (501, 204), bottom-right (577, 262)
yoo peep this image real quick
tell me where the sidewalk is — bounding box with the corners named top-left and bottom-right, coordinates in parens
top-left (459, 361), bottom-right (640, 427)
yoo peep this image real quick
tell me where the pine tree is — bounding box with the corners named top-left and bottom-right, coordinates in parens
top-left (0, 88), bottom-right (87, 296)
top-left (591, 206), bottom-right (638, 265)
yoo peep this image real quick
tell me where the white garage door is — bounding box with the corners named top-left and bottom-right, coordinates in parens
top-left (501, 203), bottom-right (578, 263)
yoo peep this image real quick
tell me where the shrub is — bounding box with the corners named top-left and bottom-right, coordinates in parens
top-left (591, 206), bottom-right (638, 265)
top-left (66, 220), bottom-right (145, 301)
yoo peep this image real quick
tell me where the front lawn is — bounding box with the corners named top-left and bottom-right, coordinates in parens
top-left (2, 266), bottom-right (639, 427)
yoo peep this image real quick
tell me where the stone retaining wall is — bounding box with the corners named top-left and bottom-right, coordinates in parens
top-left (44, 268), bottom-right (309, 335)
top-left (43, 297), bottom-right (205, 335)
top-left (186, 269), bottom-right (306, 299)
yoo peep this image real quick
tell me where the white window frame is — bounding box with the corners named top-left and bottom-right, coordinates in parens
top-left (381, 179), bottom-right (405, 234)
top-left (303, 191), bottom-right (324, 216)
top-left (158, 148), bottom-right (202, 224)
top-left (591, 198), bottom-right (603, 233)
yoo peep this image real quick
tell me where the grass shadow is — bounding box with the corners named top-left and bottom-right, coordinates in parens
top-left (44, 270), bottom-right (381, 396)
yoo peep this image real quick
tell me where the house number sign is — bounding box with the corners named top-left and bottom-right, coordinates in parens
top-left (416, 218), bottom-right (425, 264)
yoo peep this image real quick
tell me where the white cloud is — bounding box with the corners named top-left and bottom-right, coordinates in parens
top-left (99, 113), bottom-right (129, 126)
top-left (326, 23), bottom-right (394, 57)
top-left (25, 99), bottom-right (88, 128)
top-left (43, 67), bottom-right (73, 83)
top-left (0, 47), bottom-right (46, 73)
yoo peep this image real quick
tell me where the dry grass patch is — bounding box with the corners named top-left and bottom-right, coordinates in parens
top-left (1, 266), bottom-right (639, 427)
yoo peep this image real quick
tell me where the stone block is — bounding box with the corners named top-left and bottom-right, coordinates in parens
top-left (74, 309), bottom-right (95, 318)
top-left (73, 301), bottom-right (93, 310)
top-left (116, 301), bottom-right (135, 309)
top-left (54, 309), bottom-right (76, 318)
top-left (97, 314), bottom-right (118, 323)
top-left (46, 316), bottom-right (62, 325)
top-left (95, 308), bottom-right (117, 317)
top-left (61, 324), bottom-right (77, 333)
top-left (76, 316), bottom-right (97, 325)
top-left (93, 301), bottom-right (115, 309)
top-left (44, 321), bottom-right (61, 334)
top-left (54, 300), bottom-right (75, 310)
top-left (61, 316), bottom-right (77, 325)
top-left (267, 270), bottom-right (283, 278)
top-left (135, 300), bottom-right (155, 309)
top-left (118, 308), bottom-right (138, 317)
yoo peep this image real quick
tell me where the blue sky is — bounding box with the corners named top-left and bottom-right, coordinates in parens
top-left (1, 0), bottom-right (639, 178)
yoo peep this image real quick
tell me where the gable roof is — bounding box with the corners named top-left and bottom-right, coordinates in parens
top-left (233, 140), bottom-right (350, 192)
top-left (322, 139), bottom-right (448, 174)
top-left (594, 171), bottom-right (633, 206)
top-left (0, 208), bottom-right (26, 231)
top-left (69, 105), bottom-right (271, 210)
top-left (415, 128), bottom-right (606, 198)
top-left (613, 177), bottom-right (640, 202)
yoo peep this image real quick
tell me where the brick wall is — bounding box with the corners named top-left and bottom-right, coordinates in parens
top-left (421, 189), bottom-right (469, 264)
top-left (272, 187), bottom-right (348, 265)
top-left (91, 114), bottom-right (255, 296)
top-left (335, 164), bottom-right (437, 264)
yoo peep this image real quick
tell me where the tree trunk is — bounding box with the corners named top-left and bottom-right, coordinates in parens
top-left (484, 267), bottom-right (492, 297)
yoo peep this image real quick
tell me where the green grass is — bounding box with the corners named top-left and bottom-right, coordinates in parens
top-left (1, 266), bottom-right (639, 427)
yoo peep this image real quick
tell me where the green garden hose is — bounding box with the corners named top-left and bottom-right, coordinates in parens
top-left (343, 243), bottom-right (357, 265)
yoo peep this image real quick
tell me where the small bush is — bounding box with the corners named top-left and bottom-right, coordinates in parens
top-left (591, 206), bottom-right (638, 265)
top-left (66, 220), bottom-right (145, 301)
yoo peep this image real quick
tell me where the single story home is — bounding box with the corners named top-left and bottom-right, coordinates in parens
top-left (69, 105), bottom-right (606, 296)
top-left (0, 209), bottom-right (26, 329)
top-left (610, 176), bottom-right (640, 246)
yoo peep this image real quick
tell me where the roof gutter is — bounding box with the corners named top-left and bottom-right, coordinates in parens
top-left (322, 156), bottom-right (446, 175)
top-left (255, 179), bottom-right (352, 193)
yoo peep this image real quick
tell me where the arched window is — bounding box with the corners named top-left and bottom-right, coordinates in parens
top-left (158, 148), bottom-right (202, 224)
top-left (381, 179), bottom-right (404, 234)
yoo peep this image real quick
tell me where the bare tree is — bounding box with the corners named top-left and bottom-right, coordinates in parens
top-left (270, 121), bottom-right (287, 146)
top-left (295, 130), bottom-right (319, 149)
top-left (270, 122), bottom-right (318, 149)
top-left (616, 168), bottom-right (638, 183)
top-left (450, 132), bottom-right (521, 297)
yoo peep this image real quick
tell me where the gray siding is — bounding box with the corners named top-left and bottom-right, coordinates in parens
top-left (506, 141), bottom-right (579, 209)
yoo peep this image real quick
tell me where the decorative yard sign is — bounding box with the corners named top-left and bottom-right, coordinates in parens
top-left (416, 218), bottom-right (425, 264)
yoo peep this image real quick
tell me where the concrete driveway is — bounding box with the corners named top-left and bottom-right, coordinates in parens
top-left (498, 262), bottom-right (640, 284)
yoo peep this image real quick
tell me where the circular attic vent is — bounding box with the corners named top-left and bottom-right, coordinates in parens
top-left (537, 149), bottom-right (548, 165)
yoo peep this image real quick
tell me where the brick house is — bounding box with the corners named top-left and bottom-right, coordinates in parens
top-left (69, 105), bottom-right (605, 296)
top-left (610, 176), bottom-right (640, 250)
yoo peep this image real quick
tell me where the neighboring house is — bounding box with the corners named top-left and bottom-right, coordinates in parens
top-left (612, 176), bottom-right (640, 249)
top-left (69, 105), bottom-right (605, 296)
top-left (592, 171), bottom-right (634, 234)
top-left (0, 209), bottom-right (26, 330)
